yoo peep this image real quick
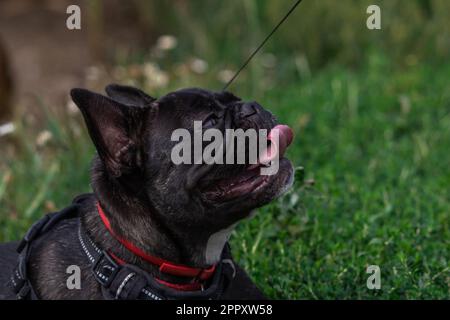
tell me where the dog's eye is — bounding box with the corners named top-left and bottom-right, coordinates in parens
top-left (203, 114), bottom-right (218, 128)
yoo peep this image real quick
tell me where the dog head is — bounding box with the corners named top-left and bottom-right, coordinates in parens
top-left (71, 85), bottom-right (293, 257)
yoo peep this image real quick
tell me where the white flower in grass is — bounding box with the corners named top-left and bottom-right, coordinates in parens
top-left (217, 69), bottom-right (234, 83)
top-left (143, 62), bottom-right (158, 79)
top-left (0, 122), bottom-right (15, 137)
top-left (190, 58), bottom-right (208, 74)
top-left (144, 62), bottom-right (169, 88)
top-left (156, 35), bottom-right (178, 51)
top-left (36, 130), bottom-right (52, 147)
top-left (66, 100), bottom-right (78, 115)
top-left (85, 66), bottom-right (101, 82)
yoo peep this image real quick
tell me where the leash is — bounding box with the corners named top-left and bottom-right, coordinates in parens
top-left (9, 194), bottom-right (236, 300)
top-left (222, 0), bottom-right (304, 91)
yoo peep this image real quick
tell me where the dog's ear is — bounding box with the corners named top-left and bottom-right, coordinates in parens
top-left (105, 84), bottom-right (156, 107)
top-left (71, 88), bottom-right (147, 177)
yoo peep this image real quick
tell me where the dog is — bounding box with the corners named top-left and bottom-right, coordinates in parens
top-left (0, 84), bottom-right (293, 299)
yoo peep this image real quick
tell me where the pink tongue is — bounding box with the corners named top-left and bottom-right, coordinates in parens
top-left (259, 125), bottom-right (293, 164)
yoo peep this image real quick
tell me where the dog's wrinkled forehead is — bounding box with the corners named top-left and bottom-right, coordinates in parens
top-left (159, 88), bottom-right (241, 112)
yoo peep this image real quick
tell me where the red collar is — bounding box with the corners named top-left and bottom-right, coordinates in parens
top-left (96, 202), bottom-right (216, 285)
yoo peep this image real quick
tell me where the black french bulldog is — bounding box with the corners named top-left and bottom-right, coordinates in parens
top-left (0, 85), bottom-right (293, 300)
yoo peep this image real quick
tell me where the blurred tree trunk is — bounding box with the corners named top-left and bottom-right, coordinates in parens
top-left (0, 36), bottom-right (13, 125)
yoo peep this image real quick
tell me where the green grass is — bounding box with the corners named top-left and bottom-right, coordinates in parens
top-left (1, 53), bottom-right (449, 299)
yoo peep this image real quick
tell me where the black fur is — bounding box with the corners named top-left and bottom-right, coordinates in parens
top-left (0, 85), bottom-right (293, 299)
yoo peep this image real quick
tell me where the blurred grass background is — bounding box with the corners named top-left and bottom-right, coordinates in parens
top-left (0, 0), bottom-right (449, 299)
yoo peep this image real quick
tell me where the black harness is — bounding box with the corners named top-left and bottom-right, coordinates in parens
top-left (9, 196), bottom-right (236, 300)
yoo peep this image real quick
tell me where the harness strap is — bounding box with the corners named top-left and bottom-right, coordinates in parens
top-left (10, 204), bottom-right (80, 299)
top-left (9, 193), bottom-right (236, 300)
top-left (78, 219), bottom-right (235, 300)
top-left (77, 222), bottom-right (160, 300)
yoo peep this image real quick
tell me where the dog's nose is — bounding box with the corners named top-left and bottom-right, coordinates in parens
top-left (240, 102), bottom-right (259, 118)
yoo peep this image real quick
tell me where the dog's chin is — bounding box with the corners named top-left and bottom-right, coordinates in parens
top-left (200, 158), bottom-right (294, 210)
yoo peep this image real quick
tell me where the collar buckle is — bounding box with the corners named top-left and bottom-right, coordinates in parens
top-left (92, 250), bottom-right (120, 287)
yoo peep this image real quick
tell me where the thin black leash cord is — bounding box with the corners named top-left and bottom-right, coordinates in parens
top-left (222, 0), bottom-right (304, 91)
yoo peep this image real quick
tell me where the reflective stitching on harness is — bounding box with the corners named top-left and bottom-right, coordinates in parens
top-left (115, 272), bottom-right (135, 299)
top-left (95, 272), bottom-right (108, 282)
top-left (78, 224), bottom-right (95, 263)
top-left (77, 218), bottom-right (163, 300)
top-left (10, 275), bottom-right (17, 287)
top-left (142, 288), bottom-right (162, 300)
top-left (86, 232), bottom-right (102, 254)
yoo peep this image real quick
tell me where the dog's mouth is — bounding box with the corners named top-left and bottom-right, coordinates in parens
top-left (200, 125), bottom-right (294, 202)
